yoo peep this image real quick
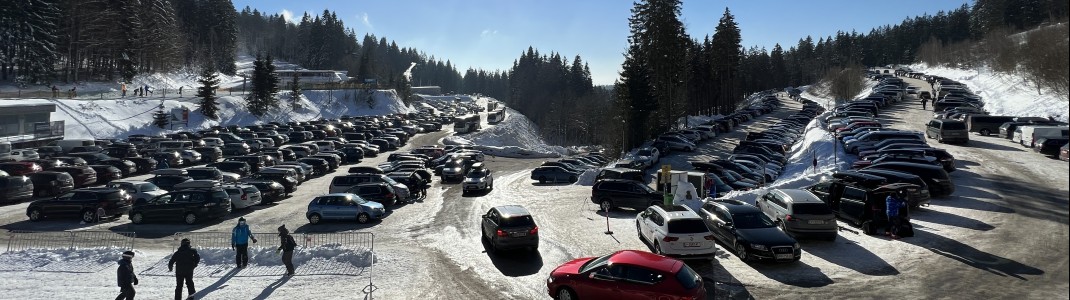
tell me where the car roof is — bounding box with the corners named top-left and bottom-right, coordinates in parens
top-left (774, 189), bottom-right (822, 203)
top-left (110, 180), bottom-right (150, 185)
top-left (714, 199), bottom-right (762, 214)
top-left (652, 204), bottom-right (701, 219)
top-left (608, 250), bottom-right (680, 273)
top-left (494, 205), bottom-right (531, 218)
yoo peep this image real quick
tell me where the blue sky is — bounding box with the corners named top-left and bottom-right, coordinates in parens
top-left (234, 0), bottom-right (971, 85)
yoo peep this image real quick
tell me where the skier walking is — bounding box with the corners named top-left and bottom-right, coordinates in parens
top-left (168, 238), bottom-right (201, 300)
top-left (115, 251), bottom-right (138, 300)
top-left (231, 217), bottom-right (258, 268)
top-left (276, 225), bottom-right (298, 276)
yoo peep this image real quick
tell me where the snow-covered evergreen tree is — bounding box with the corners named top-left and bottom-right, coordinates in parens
top-left (197, 65), bottom-right (221, 120)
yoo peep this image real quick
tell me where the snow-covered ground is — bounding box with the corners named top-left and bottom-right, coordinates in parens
top-left (909, 63), bottom-right (1069, 122)
top-left (443, 107), bottom-right (569, 158)
top-left (32, 89), bottom-right (411, 140)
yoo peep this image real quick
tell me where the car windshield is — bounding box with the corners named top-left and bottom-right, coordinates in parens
top-left (466, 170), bottom-right (486, 178)
top-left (578, 253), bottom-right (614, 274)
top-left (667, 219), bottom-right (709, 234)
top-left (637, 149), bottom-right (651, 156)
top-left (140, 183), bottom-right (160, 192)
top-left (793, 203), bottom-right (832, 215)
top-left (501, 215), bottom-right (534, 227)
top-left (732, 212), bottom-right (776, 229)
top-left (381, 176), bottom-right (399, 185)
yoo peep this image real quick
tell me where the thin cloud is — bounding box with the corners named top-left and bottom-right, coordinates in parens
top-left (480, 29), bottom-right (499, 38)
top-left (361, 13), bottom-right (374, 30)
top-left (280, 9), bottom-right (296, 24)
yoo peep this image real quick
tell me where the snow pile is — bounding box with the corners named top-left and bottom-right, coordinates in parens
top-left (575, 168), bottom-right (600, 186)
top-left (802, 81), bottom-right (879, 110)
top-left (0, 247), bottom-right (135, 272)
top-left (45, 89), bottom-right (412, 140)
top-left (443, 108), bottom-right (568, 158)
top-left (684, 114), bottom-right (726, 127)
top-left (721, 115), bottom-right (852, 204)
top-left (910, 63), bottom-right (1069, 122)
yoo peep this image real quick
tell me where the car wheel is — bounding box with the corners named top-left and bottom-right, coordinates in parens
top-left (654, 242), bottom-right (664, 255)
top-left (356, 213), bottom-right (370, 224)
top-left (636, 221), bottom-right (644, 242)
top-left (599, 199), bottom-right (614, 212)
top-left (538, 176), bottom-right (546, 184)
top-left (81, 209), bottom-right (97, 223)
top-left (556, 287), bottom-right (577, 300)
top-left (308, 213), bottom-right (322, 225)
top-left (28, 208), bottom-right (43, 222)
top-left (980, 129), bottom-right (990, 136)
top-left (736, 243), bottom-right (751, 262)
top-left (184, 213), bottom-right (198, 225)
top-left (130, 212), bottom-right (144, 224)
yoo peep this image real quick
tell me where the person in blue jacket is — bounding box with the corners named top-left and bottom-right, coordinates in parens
top-left (115, 250), bottom-right (138, 300)
top-left (231, 217), bottom-right (257, 268)
top-left (885, 191), bottom-right (906, 239)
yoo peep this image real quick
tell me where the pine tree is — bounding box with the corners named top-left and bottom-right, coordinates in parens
top-left (246, 54), bottom-right (280, 117)
top-left (152, 106), bottom-right (170, 129)
top-left (197, 65), bottom-right (221, 120)
top-left (709, 8), bottom-right (742, 114)
top-left (288, 71), bottom-right (302, 110)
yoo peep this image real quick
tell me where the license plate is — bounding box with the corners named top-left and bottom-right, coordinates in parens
top-left (808, 220), bottom-right (824, 225)
top-left (775, 254), bottom-right (793, 260)
top-left (684, 242), bottom-right (701, 247)
top-left (512, 232), bottom-right (527, 237)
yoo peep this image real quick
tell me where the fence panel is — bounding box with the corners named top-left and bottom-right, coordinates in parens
top-left (302, 232), bottom-right (375, 251)
top-left (70, 231), bottom-right (136, 250)
top-left (6, 231), bottom-right (73, 251)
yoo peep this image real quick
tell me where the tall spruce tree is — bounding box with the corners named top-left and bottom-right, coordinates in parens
top-left (246, 54), bottom-right (272, 117)
top-left (197, 65), bottom-right (221, 120)
top-left (709, 8), bottom-right (742, 114)
top-left (288, 71), bottom-right (302, 110)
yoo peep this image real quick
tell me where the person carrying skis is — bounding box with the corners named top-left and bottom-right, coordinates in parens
top-left (116, 251), bottom-right (138, 300)
top-left (168, 238), bottom-right (201, 300)
top-left (277, 225), bottom-right (298, 276)
top-left (231, 217), bottom-right (258, 268)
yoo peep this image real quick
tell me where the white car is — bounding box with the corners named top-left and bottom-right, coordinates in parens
top-left (8, 149), bottom-right (40, 161)
top-left (179, 150), bottom-right (202, 165)
top-left (636, 204), bottom-right (718, 259)
top-left (107, 180), bottom-right (167, 203)
top-left (657, 136), bottom-right (697, 152)
top-left (201, 137), bottom-right (223, 147)
top-left (223, 184), bottom-right (262, 209)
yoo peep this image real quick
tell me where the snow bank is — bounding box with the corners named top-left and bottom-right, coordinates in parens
top-left (443, 108), bottom-right (568, 158)
top-left (721, 114), bottom-right (852, 204)
top-left (0, 247), bottom-right (138, 272)
top-left (45, 89), bottom-right (412, 140)
top-left (575, 168), bottom-right (599, 186)
top-left (910, 63), bottom-right (1069, 122)
top-left (802, 81), bottom-right (879, 111)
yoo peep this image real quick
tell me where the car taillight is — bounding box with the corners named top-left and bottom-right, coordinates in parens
top-left (662, 236), bottom-right (679, 242)
top-left (704, 235), bottom-right (715, 240)
top-left (529, 226), bottom-right (539, 235)
top-left (241, 193), bottom-right (247, 200)
top-left (785, 214), bottom-right (795, 221)
top-left (496, 229), bottom-right (507, 237)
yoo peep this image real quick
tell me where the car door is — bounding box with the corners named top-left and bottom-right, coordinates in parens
top-left (638, 208), bottom-right (656, 241)
top-left (626, 183), bottom-right (646, 208)
top-left (700, 203), bottom-right (725, 242)
top-left (576, 265), bottom-right (624, 299)
top-left (142, 194), bottom-right (173, 220)
top-left (617, 265), bottom-right (665, 300)
top-left (481, 209), bottom-right (499, 239)
top-left (339, 196), bottom-right (362, 220)
top-left (47, 192), bottom-right (80, 217)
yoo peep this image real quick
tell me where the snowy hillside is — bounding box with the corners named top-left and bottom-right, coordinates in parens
top-left (47, 89), bottom-right (413, 140)
top-left (909, 64), bottom-right (1069, 122)
top-left (443, 107), bottom-right (570, 158)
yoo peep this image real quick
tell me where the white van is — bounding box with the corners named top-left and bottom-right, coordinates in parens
top-left (1015, 125), bottom-right (1070, 148)
top-left (56, 139), bottom-right (96, 153)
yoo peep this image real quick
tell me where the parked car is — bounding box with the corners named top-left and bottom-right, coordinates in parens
top-left (590, 179), bottom-right (662, 211)
top-left (636, 205), bottom-right (717, 259)
top-left (28, 171), bottom-right (75, 197)
top-left (224, 184), bottom-right (262, 210)
top-left (238, 179), bottom-right (286, 203)
top-left (546, 250), bottom-right (705, 300)
top-left (700, 199), bottom-right (800, 262)
top-left (88, 165), bottom-right (123, 184)
top-left (127, 157), bottom-right (158, 174)
top-left (305, 193), bottom-right (386, 224)
top-left (531, 166), bottom-right (580, 184)
top-left (27, 188), bottom-right (133, 223)
top-left (0, 161), bottom-right (43, 176)
top-left (595, 167), bottom-right (644, 183)
top-left (105, 180), bottom-right (167, 203)
top-left (97, 158), bottom-right (137, 177)
top-left (1033, 138), bottom-right (1069, 157)
top-left (854, 169), bottom-right (932, 208)
top-left (480, 205), bottom-right (539, 252)
top-left (0, 175), bottom-right (35, 203)
top-left (250, 169), bottom-right (298, 194)
top-left (756, 189), bottom-right (838, 241)
top-left (925, 119), bottom-right (969, 144)
top-left (863, 162), bottom-right (954, 198)
top-left (146, 175), bottom-right (193, 192)
top-left (50, 166), bottom-right (98, 188)
top-left (193, 146), bottom-right (224, 163)
top-left (345, 182), bottom-right (400, 206)
top-left (809, 181), bottom-right (919, 235)
top-left (129, 186), bottom-right (232, 225)
top-left (208, 161), bottom-right (251, 177)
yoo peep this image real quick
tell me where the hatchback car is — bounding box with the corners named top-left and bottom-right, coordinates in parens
top-left (27, 188), bottom-right (133, 223)
top-left (756, 189), bottom-right (838, 240)
top-left (28, 171), bottom-right (75, 197)
top-left (546, 250), bottom-right (705, 300)
top-left (462, 164), bottom-right (494, 194)
top-left (306, 193), bottom-right (386, 224)
top-left (480, 205), bottom-right (539, 252)
top-left (129, 187), bottom-right (232, 225)
top-left (530, 166), bottom-right (580, 184)
top-left (700, 199), bottom-right (800, 262)
top-left (591, 179), bottom-right (662, 211)
top-left (0, 175), bottom-right (35, 203)
top-left (636, 205), bottom-right (717, 259)
top-left (50, 166), bottom-right (98, 188)
top-left (224, 184), bottom-right (262, 209)
top-left (106, 180), bottom-right (167, 203)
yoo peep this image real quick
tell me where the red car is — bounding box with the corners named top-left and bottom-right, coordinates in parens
top-left (0, 162), bottom-right (43, 176)
top-left (546, 250), bottom-right (705, 300)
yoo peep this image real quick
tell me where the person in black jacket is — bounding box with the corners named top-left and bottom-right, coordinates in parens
top-left (116, 251), bottom-right (138, 300)
top-left (277, 225), bottom-right (297, 276)
top-left (168, 238), bottom-right (201, 300)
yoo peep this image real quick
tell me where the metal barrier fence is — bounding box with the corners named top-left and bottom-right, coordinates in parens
top-left (171, 231), bottom-right (374, 251)
top-left (5, 230), bottom-right (136, 252)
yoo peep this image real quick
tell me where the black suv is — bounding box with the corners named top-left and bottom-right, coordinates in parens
top-left (700, 199), bottom-right (800, 262)
top-left (590, 179), bottom-right (661, 211)
top-left (129, 187), bottom-right (232, 225)
top-left (27, 188), bottom-right (134, 223)
top-left (0, 175), bottom-right (35, 203)
top-left (345, 182), bottom-right (399, 206)
top-left (480, 205), bottom-right (539, 252)
top-left (29, 171), bottom-right (75, 197)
